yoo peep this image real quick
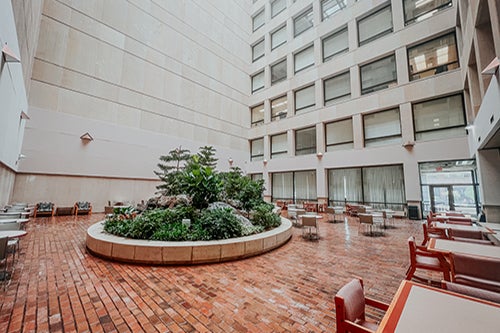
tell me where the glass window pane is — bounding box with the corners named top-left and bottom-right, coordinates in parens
top-left (271, 133), bottom-right (288, 158)
top-left (252, 39), bottom-right (264, 62)
top-left (271, 59), bottom-right (287, 84)
top-left (271, 0), bottom-right (286, 17)
top-left (322, 0), bottom-right (347, 20)
top-left (295, 127), bottom-right (316, 155)
top-left (294, 45), bottom-right (314, 73)
top-left (253, 10), bottom-right (265, 31)
top-left (404, 0), bottom-right (452, 24)
top-left (295, 171), bottom-right (317, 201)
top-left (413, 94), bottom-right (465, 141)
top-left (363, 165), bottom-right (406, 206)
top-left (252, 70), bottom-right (264, 93)
top-left (408, 33), bottom-right (459, 80)
top-left (364, 108), bottom-right (401, 147)
top-left (322, 27), bottom-right (348, 61)
top-left (324, 71), bottom-right (350, 104)
top-left (271, 95), bottom-right (287, 121)
top-left (328, 168), bottom-right (363, 204)
top-left (271, 25), bottom-right (287, 49)
top-left (361, 55), bottom-right (397, 94)
top-left (326, 118), bottom-right (353, 151)
top-left (251, 104), bottom-right (264, 127)
top-left (358, 5), bottom-right (393, 45)
top-left (272, 172), bottom-right (293, 200)
top-left (294, 7), bottom-right (313, 37)
top-left (250, 138), bottom-right (264, 161)
top-left (295, 85), bottom-right (315, 113)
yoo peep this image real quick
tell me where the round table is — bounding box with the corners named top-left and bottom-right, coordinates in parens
top-left (0, 230), bottom-right (27, 238)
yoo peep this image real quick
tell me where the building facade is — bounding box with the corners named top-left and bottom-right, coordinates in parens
top-left (0, 0), bottom-right (498, 219)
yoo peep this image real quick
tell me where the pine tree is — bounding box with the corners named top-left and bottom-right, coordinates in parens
top-left (196, 146), bottom-right (218, 169)
top-left (154, 146), bottom-right (191, 195)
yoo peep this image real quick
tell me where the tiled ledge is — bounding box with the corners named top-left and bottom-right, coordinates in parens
top-left (86, 218), bottom-right (292, 264)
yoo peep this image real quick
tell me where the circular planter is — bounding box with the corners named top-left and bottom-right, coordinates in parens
top-left (86, 217), bottom-right (292, 265)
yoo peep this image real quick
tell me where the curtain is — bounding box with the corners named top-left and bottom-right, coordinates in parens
top-left (272, 172), bottom-right (293, 200)
top-left (328, 168), bottom-right (363, 204)
top-left (363, 165), bottom-right (405, 207)
top-left (295, 171), bottom-right (317, 201)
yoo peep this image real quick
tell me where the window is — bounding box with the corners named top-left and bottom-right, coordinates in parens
top-left (322, 0), bottom-right (347, 20)
top-left (360, 55), bottom-right (397, 94)
top-left (294, 45), bottom-right (314, 73)
top-left (251, 174), bottom-right (263, 181)
top-left (322, 27), bottom-right (348, 61)
top-left (272, 171), bottom-right (317, 202)
top-left (325, 118), bottom-right (353, 151)
top-left (363, 108), bottom-right (401, 147)
top-left (324, 71), bottom-right (350, 104)
top-left (251, 104), bottom-right (264, 127)
top-left (408, 33), bottom-right (459, 81)
top-left (250, 138), bottom-right (264, 161)
top-left (413, 94), bottom-right (466, 141)
top-left (271, 95), bottom-right (287, 121)
top-left (295, 85), bottom-right (315, 114)
top-left (253, 10), bottom-right (265, 31)
top-left (271, 133), bottom-right (288, 158)
top-left (358, 5), bottom-right (392, 45)
top-left (271, 25), bottom-right (287, 50)
top-left (404, 0), bottom-right (452, 24)
top-left (328, 165), bottom-right (406, 210)
top-left (252, 39), bottom-right (265, 62)
top-left (251, 70), bottom-right (264, 93)
top-left (271, 59), bottom-right (287, 85)
top-left (271, 0), bottom-right (286, 17)
top-left (295, 127), bottom-right (316, 155)
top-left (294, 7), bottom-right (313, 37)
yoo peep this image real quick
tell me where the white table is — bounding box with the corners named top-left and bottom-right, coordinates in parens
top-left (377, 280), bottom-right (500, 332)
top-left (431, 222), bottom-right (494, 234)
top-left (427, 238), bottom-right (500, 259)
top-left (0, 230), bottom-right (27, 238)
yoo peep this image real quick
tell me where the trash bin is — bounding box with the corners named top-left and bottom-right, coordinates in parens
top-left (408, 205), bottom-right (420, 220)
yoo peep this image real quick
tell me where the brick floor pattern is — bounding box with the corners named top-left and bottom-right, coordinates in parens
top-left (0, 213), bottom-right (431, 333)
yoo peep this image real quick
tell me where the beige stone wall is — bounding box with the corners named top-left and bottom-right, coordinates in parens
top-left (12, 173), bottom-right (160, 212)
top-left (0, 164), bottom-right (16, 206)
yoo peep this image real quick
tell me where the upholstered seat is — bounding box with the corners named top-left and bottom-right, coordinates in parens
top-left (74, 201), bottom-right (92, 215)
top-left (441, 281), bottom-right (500, 303)
top-left (334, 278), bottom-right (389, 333)
top-left (451, 253), bottom-right (500, 293)
top-left (34, 202), bottom-right (55, 217)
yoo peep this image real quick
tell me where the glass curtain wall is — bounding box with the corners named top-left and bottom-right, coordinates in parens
top-left (328, 165), bottom-right (406, 210)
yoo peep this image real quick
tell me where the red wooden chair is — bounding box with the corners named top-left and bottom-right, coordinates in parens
top-left (450, 252), bottom-right (500, 293)
top-left (334, 278), bottom-right (389, 333)
top-left (421, 222), bottom-right (447, 246)
top-left (406, 236), bottom-right (450, 283)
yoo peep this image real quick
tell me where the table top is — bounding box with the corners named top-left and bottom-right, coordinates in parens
top-left (0, 219), bottom-right (28, 224)
top-left (431, 222), bottom-right (494, 233)
top-left (435, 215), bottom-right (477, 222)
top-left (427, 238), bottom-right (500, 259)
top-left (0, 230), bottom-right (27, 238)
top-left (0, 211), bottom-right (29, 216)
top-left (377, 280), bottom-right (500, 332)
top-left (298, 214), bottom-right (322, 219)
top-left (478, 222), bottom-right (500, 232)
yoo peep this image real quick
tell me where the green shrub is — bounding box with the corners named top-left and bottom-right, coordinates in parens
top-left (251, 203), bottom-right (281, 230)
top-left (151, 221), bottom-right (190, 241)
top-left (197, 208), bottom-right (243, 240)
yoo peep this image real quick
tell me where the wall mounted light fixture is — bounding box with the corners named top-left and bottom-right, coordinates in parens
top-left (316, 152), bottom-right (323, 159)
top-left (2, 44), bottom-right (20, 63)
top-left (20, 111), bottom-right (30, 120)
top-left (402, 141), bottom-right (415, 149)
top-left (481, 57), bottom-right (499, 75)
top-left (263, 159), bottom-right (268, 165)
top-left (228, 157), bottom-right (234, 166)
top-left (80, 132), bottom-right (94, 142)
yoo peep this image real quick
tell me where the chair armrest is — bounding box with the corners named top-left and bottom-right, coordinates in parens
top-left (344, 320), bottom-right (376, 333)
top-left (365, 297), bottom-right (389, 311)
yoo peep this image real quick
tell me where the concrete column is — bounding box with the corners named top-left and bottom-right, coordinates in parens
top-left (350, 65), bottom-right (361, 98)
top-left (477, 149), bottom-right (500, 221)
top-left (399, 102), bottom-right (414, 144)
top-left (288, 129), bottom-right (295, 157)
top-left (352, 113), bottom-right (364, 149)
top-left (347, 17), bottom-right (358, 52)
top-left (395, 46), bottom-right (409, 85)
top-left (287, 90), bottom-right (295, 117)
top-left (391, 0), bottom-right (405, 31)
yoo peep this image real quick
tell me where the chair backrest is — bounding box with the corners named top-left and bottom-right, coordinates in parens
top-left (37, 202), bottom-right (54, 212)
top-left (446, 212), bottom-right (465, 217)
top-left (448, 229), bottom-right (484, 240)
top-left (442, 281), bottom-right (500, 303)
top-left (408, 236), bottom-right (417, 265)
top-left (451, 252), bottom-right (500, 284)
top-left (325, 207), bottom-right (334, 214)
top-left (302, 216), bottom-right (317, 228)
top-left (0, 222), bottom-right (21, 231)
top-left (0, 237), bottom-right (8, 260)
top-left (335, 278), bottom-right (366, 328)
top-left (358, 214), bottom-right (373, 224)
top-left (76, 201), bottom-right (90, 210)
top-left (296, 209), bottom-right (306, 216)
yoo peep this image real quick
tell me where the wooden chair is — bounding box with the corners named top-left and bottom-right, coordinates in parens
top-left (450, 252), bottom-right (500, 293)
top-left (74, 201), bottom-right (92, 215)
top-left (448, 229), bottom-right (494, 245)
top-left (334, 278), bottom-right (389, 333)
top-left (302, 216), bottom-right (319, 240)
top-left (406, 236), bottom-right (450, 284)
top-left (34, 202), bottom-right (55, 217)
top-left (358, 214), bottom-right (376, 236)
top-left (421, 222), bottom-right (447, 246)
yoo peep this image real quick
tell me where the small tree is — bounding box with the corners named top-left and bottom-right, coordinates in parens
top-left (197, 146), bottom-right (218, 169)
top-left (154, 146), bottom-right (191, 195)
top-left (181, 155), bottom-right (223, 209)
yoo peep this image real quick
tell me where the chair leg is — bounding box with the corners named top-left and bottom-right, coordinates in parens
top-left (405, 266), bottom-right (416, 280)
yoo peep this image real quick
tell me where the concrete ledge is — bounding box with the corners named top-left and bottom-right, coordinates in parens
top-left (86, 217), bottom-right (292, 265)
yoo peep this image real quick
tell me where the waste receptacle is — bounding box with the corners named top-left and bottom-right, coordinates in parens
top-left (408, 205), bottom-right (420, 220)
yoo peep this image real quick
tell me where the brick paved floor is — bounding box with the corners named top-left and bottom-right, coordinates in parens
top-left (0, 213), bottom-right (431, 332)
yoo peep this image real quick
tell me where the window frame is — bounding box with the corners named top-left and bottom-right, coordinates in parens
top-left (271, 132), bottom-right (288, 158)
top-left (271, 58), bottom-right (287, 85)
top-left (271, 24), bottom-right (287, 50)
top-left (403, 0), bottom-right (452, 25)
top-left (360, 54), bottom-right (397, 95)
top-left (251, 103), bottom-right (265, 127)
top-left (293, 7), bottom-right (314, 37)
top-left (322, 26), bottom-right (349, 62)
top-left (294, 45), bottom-right (315, 73)
top-left (271, 0), bottom-right (287, 18)
top-left (325, 118), bottom-right (354, 151)
top-left (250, 137), bottom-right (265, 161)
top-left (357, 5), bottom-right (393, 46)
top-left (407, 32), bottom-right (459, 81)
top-left (252, 9), bottom-right (265, 32)
top-left (323, 71), bottom-right (351, 105)
top-left (295, 126), bottom-right (317, 156)
top-left (363, 108), bottom-right (402, 147)
top-left (321, 0), bottom-right (347, 21)
top-left (251, 70), bottom-right (265, 93)
top-left (252, 38), bottom-right (265, 62)
top-left (271, 95), bottom-right (287, 121)
top-left (294, 84), bottom-right (316, 114)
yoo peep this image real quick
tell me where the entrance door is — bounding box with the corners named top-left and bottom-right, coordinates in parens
top-left (430, 185), bottom-right (453, 213)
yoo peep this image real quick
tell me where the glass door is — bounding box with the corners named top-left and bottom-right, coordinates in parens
top-left (430, 185), bottom-right (452, 213)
